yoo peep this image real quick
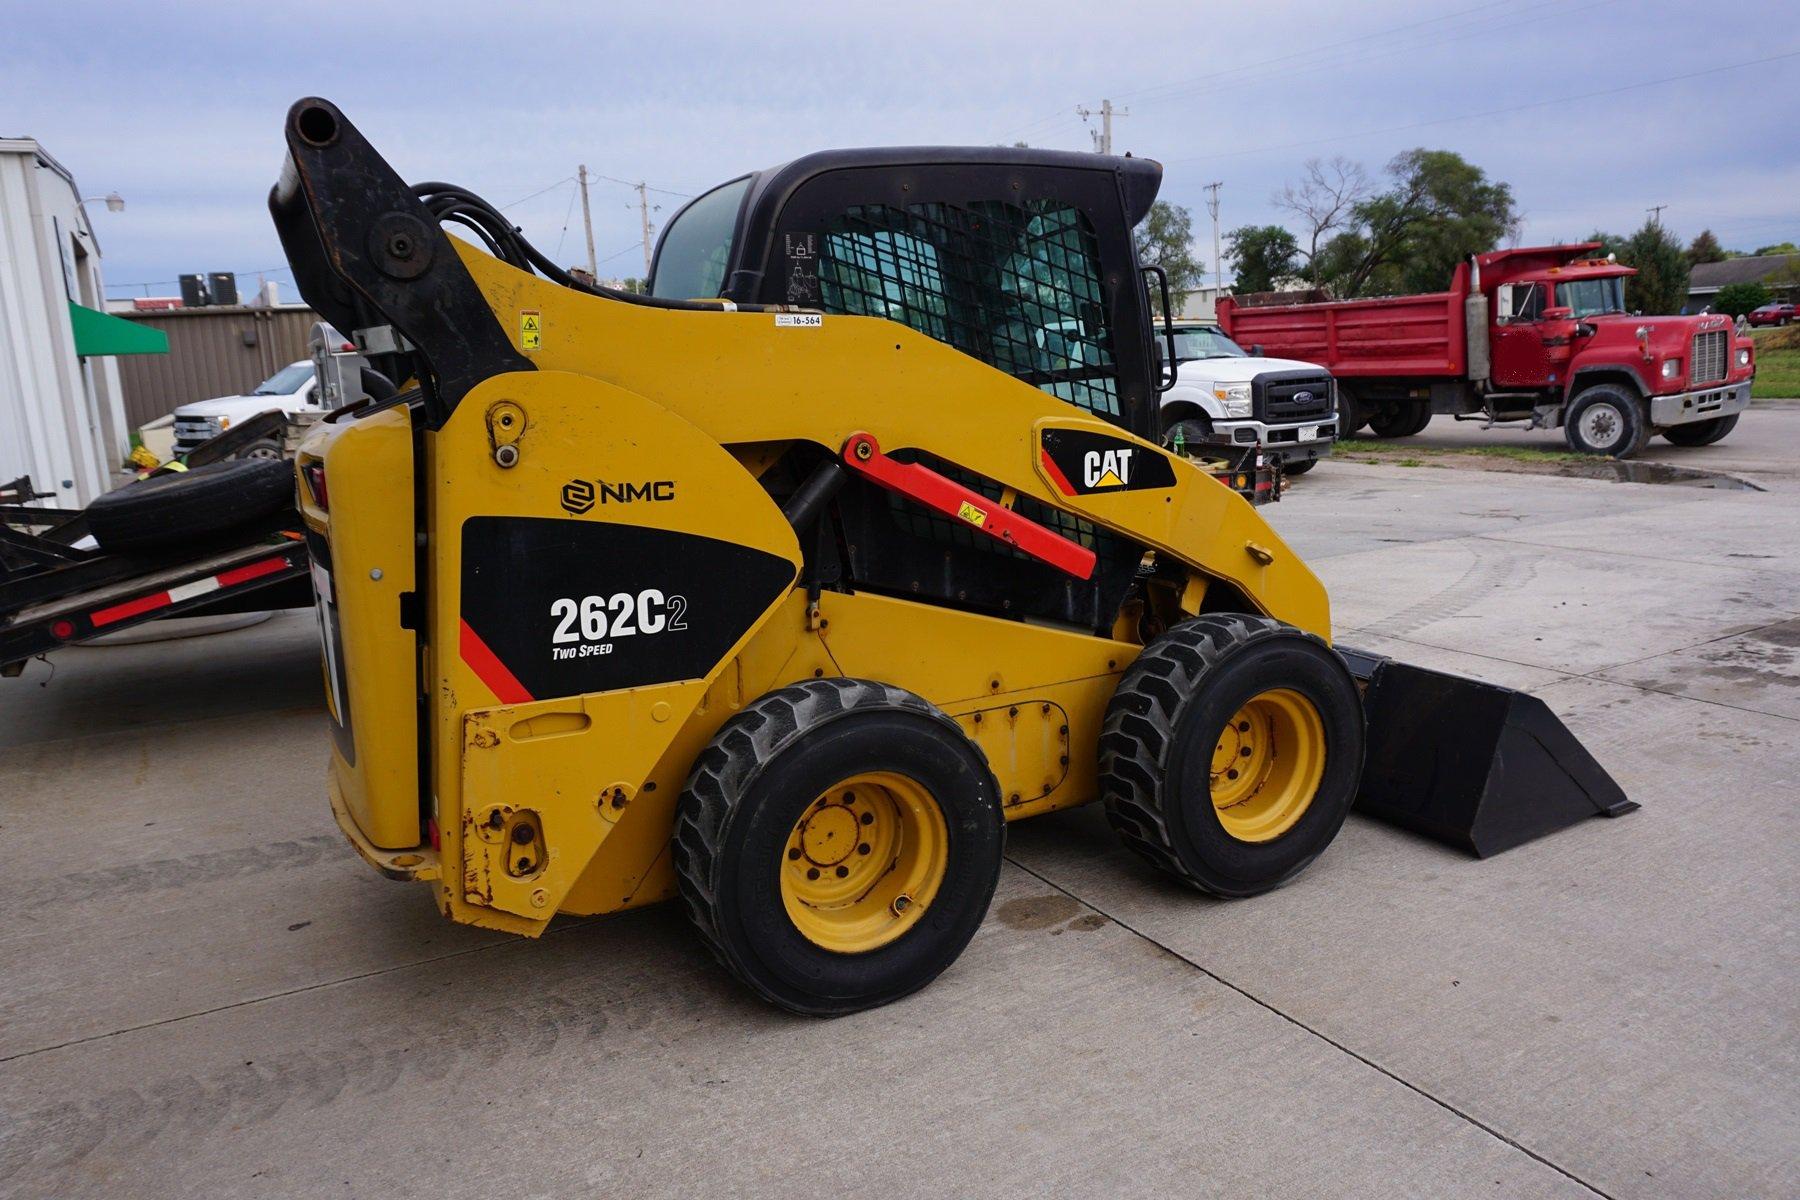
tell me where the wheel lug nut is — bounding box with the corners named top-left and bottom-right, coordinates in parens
top-left (835, 866), bottom-right (849, 878)
top-left (787, 848), bottom-right (801, 860)
top-left (858, 843), bottom-right (871, 855)
top-left (1240, 746), bottom-right (1252, 757)
top-left (859, 812), bottom-right (874, 825)
top-left (806, 868), bottom-right (820, 880)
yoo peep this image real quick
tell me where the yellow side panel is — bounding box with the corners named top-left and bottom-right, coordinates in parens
top-left (423, 370), bottom-right (803, 934)
top-left (297, 407), bottom-right (420, 850)
top-left (453, 241), bottom-right (1330, 639)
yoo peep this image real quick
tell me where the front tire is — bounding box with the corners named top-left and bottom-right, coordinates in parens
top-left (674, 678), bottom-right (1003, 1015)
top-left (1661, 413), bottom-right (1739, 447)
top-left (1281, 458), bottom-right (1317, 476)
top-left (1564, 384), bottom-right (1649, 458)
top-left (1163, 412), bottom-right (1214, 455)
top-left (1099, 616), bottom-right (1364, 898)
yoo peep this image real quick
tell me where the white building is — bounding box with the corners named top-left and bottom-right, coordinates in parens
top-left (0, 137), bottom-right (164, 507)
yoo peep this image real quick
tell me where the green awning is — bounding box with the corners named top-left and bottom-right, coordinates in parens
top-left (67, 302), bottom-right (169, 357)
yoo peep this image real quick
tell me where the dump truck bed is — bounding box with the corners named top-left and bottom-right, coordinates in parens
top-left (1218, 262), bottom-right (1472, 380)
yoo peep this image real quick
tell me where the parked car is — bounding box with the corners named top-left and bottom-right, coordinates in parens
top-left (1157, 322), bottom-right (1337, 475)
top-left (170, 361), bottom-right (322, 458)
top-left (1746, 302), bottom-right (1796, 328)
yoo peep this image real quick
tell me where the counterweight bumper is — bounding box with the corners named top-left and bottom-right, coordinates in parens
top-left (1338, 647), bottom-right (1637, 856)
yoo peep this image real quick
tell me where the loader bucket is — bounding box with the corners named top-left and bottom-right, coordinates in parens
top-left (1337, 647), bottom-right (1637, 857)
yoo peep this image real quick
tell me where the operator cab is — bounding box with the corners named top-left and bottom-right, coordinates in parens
top-left (649, 147), bottom-right (1169, 634)
top-left (649, 147), bottom-right (1165, 444)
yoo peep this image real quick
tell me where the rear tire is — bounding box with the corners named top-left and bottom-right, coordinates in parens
top-left (1099, 616), bottom-right (1364, 897)
top-left (86, 458), bottom-right (295, 553)
top-left (1564, 384), bottom-right (1649, 458)
top-left (1369, 403), bottom-right (1431, 439)
top-left (674, 678), bottom-right (1003, 1015)
top-left (1661, 414), bottom-right (1739, 447)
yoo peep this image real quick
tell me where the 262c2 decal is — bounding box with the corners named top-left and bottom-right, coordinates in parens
top-left (549, 589), bottom-right (687, 658)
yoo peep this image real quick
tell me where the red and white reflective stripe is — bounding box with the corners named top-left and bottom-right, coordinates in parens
top-left (88, 556), bottom-right (291, 629)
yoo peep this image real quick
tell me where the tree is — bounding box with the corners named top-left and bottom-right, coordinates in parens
top-left (1272, 156), bottom-right (1370, 286)
top-left (1301, 149), bottom-right (1516, 298)
top-left (1714, 282), bottom-right (1770, 318)
top-left (1686, 229), bottom-right (1727, 266)
top-left (1226, 225), bottom-right (1300, 293)
top-left (1614, 220), bottom-right (1689, 314)
top-left (1133, 200), bottom-right (1203, 313)
top-left (1753, 241), bottom-right (1799, 257)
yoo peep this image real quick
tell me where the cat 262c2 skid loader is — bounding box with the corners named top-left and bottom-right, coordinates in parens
top-left (273, 100), bottom-right (1633, 1014)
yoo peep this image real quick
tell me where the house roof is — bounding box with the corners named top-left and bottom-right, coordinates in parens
top-left (1689, 254), bottom-right (1798, 293)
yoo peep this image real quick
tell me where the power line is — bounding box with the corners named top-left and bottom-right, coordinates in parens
top-left (498, 176), bottom-right (575, 210)
top-left (1163, 48), bottom-right (1800, 165)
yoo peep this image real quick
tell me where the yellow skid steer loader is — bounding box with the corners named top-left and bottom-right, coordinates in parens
top-left (273, 100), bottom-right (1632, 1014)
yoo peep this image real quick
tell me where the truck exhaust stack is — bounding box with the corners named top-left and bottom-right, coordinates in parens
top-left (1339, 647), bottom-right (1637, 856)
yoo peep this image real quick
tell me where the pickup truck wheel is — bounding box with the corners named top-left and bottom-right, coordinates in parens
top-left (1163, 414), bottom-right (1213, 455)
top-left (86, 458), bottom-right (296, 554)
top-left (1369, 404), bottom-right (1431, 438)
top-left (1281, 459), bottom-right (1317, 476)
top-left (1661, 414), bottom-right (1739, 447)
top-left (1564, 384), bottom-right (1648, 458)
top-left (239, 438), bottom-right (285, 461)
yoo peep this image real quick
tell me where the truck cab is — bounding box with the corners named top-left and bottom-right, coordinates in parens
top-left (1158, 322), bottom-right (1337, 474)
top-left (1483, 249), bottom-right (1753, 455)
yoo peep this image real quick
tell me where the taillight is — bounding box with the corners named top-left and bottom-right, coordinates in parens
top-left (302, 462), bottom-right (329, 510)
top-left (50, 619), bottom-right (76, 640)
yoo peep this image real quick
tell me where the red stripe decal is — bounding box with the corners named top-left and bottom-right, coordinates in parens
top-left (216, 556), bottom-right (291, 587)
top-left (1038, 447), bottom-right (1078, 496)
top-left (91, 592), bottom-right (172, 628)
top-left (842, 432), bottom-right (1097, 581)
top-left (459, 619), bottom-right (534, 705)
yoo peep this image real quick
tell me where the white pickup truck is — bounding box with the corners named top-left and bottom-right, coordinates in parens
top-left (170, 361), bottom-right (322, 459)
top-left (1158, 322), bottom-right (1339, 475)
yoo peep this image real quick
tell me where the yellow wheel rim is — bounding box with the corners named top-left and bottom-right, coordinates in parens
top-left (779, 771), bottom-right (949, 954)
top-left (1210, 688), bottom-right (1327, 843)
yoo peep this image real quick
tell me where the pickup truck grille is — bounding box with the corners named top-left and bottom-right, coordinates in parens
top-left (1256, 372), bottom-right (1335, 422)
top-left (172, 416), bottom-right (222, 447)
top-left (1690, 330), bottom-right (1728, 385)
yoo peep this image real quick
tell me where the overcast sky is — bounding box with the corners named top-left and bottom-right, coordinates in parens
top-left (5, 0), bottom-right (1796, 299)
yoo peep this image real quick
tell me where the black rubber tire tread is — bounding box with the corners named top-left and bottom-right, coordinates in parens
top-left (1281, 458), bottom-right (1317, 475)
top-left (86, 459), bottom-right (295, 553)
top-left (1660, 413), bottom-right (1739, 446)
top-left (1098, 614), bottom-right (1364, 898)
top-left (1369, 403), bottom-right (1431, 438)
top-left (1563, 383), bottom-right (1649, 458)
top-left (673, 677), bottom-right (1003, 1015)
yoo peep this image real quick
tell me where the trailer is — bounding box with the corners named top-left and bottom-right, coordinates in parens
top-left (1218, 244), bottom-right (1756, 458)
top-left (1, 412), bottom-right (311, 676)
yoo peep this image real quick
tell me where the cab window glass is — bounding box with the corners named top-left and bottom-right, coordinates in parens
top-left (818, 199), bottom-right (1119, 417)
top-left (649, 177), bottom-right (749, 299)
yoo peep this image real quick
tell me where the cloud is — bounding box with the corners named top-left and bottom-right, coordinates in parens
top-left (4, 0), bottom-right (1793, 291)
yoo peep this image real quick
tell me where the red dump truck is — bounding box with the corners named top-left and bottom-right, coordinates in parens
top-left (1217, 243), bottom-right (1755, 457)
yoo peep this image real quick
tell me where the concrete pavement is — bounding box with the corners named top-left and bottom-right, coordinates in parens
top-left (2, 414), bottom-right (1797, 1199)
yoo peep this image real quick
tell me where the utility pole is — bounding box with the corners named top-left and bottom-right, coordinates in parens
top-left (1646, 203), bottom-right (1667, 227)
top-left (577, 165), bottom-right (597, 279)
top-left (1076, 99), bottom-right (1128, 154)
top-left (1203, 181), bottom-right (1223, 297)
top-left (635, 182), bottom-right (654, 278)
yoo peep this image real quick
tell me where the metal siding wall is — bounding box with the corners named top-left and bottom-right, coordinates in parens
top-left (114, 306), bottom-right (320, 428)
top-left (0, 142), bottom-right (118, 507)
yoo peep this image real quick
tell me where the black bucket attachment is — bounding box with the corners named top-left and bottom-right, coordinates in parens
top-left (1338, 647), bottom-right (1637, 857)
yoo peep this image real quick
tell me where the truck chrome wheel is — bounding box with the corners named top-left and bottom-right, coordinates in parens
top-left (1577, 404), bottom-right (1620, 448)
